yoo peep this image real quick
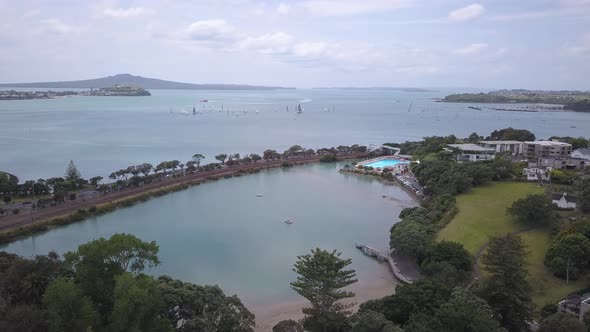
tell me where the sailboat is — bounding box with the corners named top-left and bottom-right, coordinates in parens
top-left (297, 104), bottom-right (303, 114)
top-left (192, 105), bottom-right (196, 115)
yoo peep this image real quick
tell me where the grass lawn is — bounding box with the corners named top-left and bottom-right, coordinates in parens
top-left (437, 182), bottom-right (543, 254)
top-left (521, 229), bottom-right (590, 309)
top-left (436, 182), bottom-right (589, 312)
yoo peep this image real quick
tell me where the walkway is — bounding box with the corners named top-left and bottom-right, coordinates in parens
top-left (355, 243), bottom-right (414, 284)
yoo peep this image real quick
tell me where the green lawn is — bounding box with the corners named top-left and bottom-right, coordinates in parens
top-left (436, 182), bottom-right (588, 312)
top-left (521, 229), bottom-right (589, 309)
top-left (437, 182), bottom-right (543, 254)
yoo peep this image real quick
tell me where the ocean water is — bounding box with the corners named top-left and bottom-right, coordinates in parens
top-left (1, 88), bottom-right (588, 181)
top-left (0, 162), bottom-right (417, 305)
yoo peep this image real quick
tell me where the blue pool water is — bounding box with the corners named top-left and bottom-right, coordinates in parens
top-left (364, 158), bottom-right (409, 168)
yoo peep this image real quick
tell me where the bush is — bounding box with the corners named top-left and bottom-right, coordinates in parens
top-left (423, 241), bottom-right (472, 271)
top-left (88, 206), bottom-right (97, 213)
top-left (319, 154), bottom-right (337, 163)
top-left (68, 193), bottom-right (77, 200)
top-left (282, 162), bottom-right (293, 167)
top-left (3, 196), bottom-right (11, 204)
top-left (12, 208), bottom-right (19, 215)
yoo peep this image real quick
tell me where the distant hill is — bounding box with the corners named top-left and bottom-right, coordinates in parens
top-left (0, 74), bottom-right (295, 90)
top-left (313, 87), bottom-right (438, 92)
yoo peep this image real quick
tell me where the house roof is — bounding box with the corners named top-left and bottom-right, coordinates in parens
top-left (524, 140), bottom-right (572, 147)
top-left (479, 140), bottom-right (523, 145)
top-left (551, 193), bottom-right (578, 203)
top-left (447, 144), bottom-right (495, 152)
top-left (573, 148), bottom-right (590, 155)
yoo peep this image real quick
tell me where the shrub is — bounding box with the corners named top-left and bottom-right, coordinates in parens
top-left (12, 208), bottom-right (19, 215)
top-left (319, 154), bottom-right (337, 163)
top-left (68, 193), bottom-right (77, 200)
top-left (88, 206), bottom-right (97, 213)
top-left (3, 196), bottom-right (11, 204)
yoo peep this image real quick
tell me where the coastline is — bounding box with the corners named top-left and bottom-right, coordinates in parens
top-left (251, 262), bottom-right (396, 331)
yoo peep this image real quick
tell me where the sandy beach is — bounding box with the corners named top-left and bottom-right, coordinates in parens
top-left (251, 262), bottom-right (397, 331)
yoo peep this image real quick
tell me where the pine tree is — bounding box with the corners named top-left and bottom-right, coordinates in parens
top-left (64, 160), bottom-right (81, 181)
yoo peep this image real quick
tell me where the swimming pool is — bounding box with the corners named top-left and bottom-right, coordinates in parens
top-left (363, 158), bottom-right (409, 168)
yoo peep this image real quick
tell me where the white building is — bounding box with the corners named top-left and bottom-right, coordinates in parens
top-left (446, 144), bottom-right (496, 162)
top-left (572, 148), bottom-right (590, 161)
top-left (522, 167), bottom-right (551, 182)
top-left (524, 141), bottom-right (572, 159)
top-left (478, 141), bottom-right (524, 155)
top-left (551, 193), bottom-right (578, 209)
top-left (558, 294), bottom-right (590, 321)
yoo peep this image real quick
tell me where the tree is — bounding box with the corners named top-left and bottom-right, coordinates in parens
top-left (360, 280), bottom-right (451, 325)
top-left (157, 275), bottom-right (255, 331)
top-left (349, 310), bottom-right (402, 332)
top-left (250, 154), bottom-right (262, 163)
top-left (2, 196), bottom-right (10, 204)
top-left (263, 149), bottom-right (278, 161)
top-left (64, 233), bottom-right (160, 320)
top-left (428, 288), bottom-right (503, 332)
top-left (43, 277), bottom-right (98, 332)
top-left (507, 194), bottom-right (557, 226)
top-left (0, 252), bottom-right (63, 307)
top-left (539, 312), bottom-right (586, 332)
top-left (89, 176), bottom-right (103, 186)
top-left (579, 178), bottom-right (590, 213)
top-left (544, 232), bottom-right (590, 282)
top-left (192, 154), bottom-right (205, 167)
top-left (273, 320), bottom-right (304, 332)
top-left (389, 221), bottom-right (433, 258)
top-left (290, 248), bottom-right (357, 331)
top-left (478, 235), bottom-right (533, 332)
top-left (423, 241), bottom-right (472, 271)
top-left (488, 128), bottom-right (535, 141)
top-left (64, 160), bottom-right (81, 181)
top-left (109, 273), bottom-right (172, 332)
top-left (215, 154), bottom-right (228, 164)
top-left (467, 132), bottom-right (483, 143)
top-left (139, 163), bottom-right (152, 177)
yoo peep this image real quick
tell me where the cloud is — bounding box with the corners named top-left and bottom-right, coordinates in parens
top-left (561, 35), bottom-right (590, 55)
top-left (103, 7), bottom-right (153, 19)
top-left (38, 18), bottom-right (78, 35)
top-left (187, 19), bottom-right (237, 41)
top-left (304, 0), bottom-right (411, 16)
top-left (452, 43), bottom-right (488, 54)
top-left (240, 32), bottom-right (294, 54)
top-left (448, 3), bottom-right (484, 21)
top-left (277, 3), bottom-right (291, 15)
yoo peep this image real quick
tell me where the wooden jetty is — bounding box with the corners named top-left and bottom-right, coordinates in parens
top-left (355, 243), bottom-right (414, 284)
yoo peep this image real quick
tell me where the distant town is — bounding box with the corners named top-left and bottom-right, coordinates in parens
top-left (0, 85), bottom-right (151, 100)
top-left (443, 89), bottom-right (590, 112)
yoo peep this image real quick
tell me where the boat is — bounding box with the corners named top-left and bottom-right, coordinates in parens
top-left (284, 219), bottom-right (293, 224)
top-left (468, 106), bottom-right (482, 110)
top-left (256, 194), bottom-right (263, 197)
top-left (200, 99), bottom-right (208, 102)
top-left (297, 104), bottom-right (303, 114)
top-left (192, 106), bottom-right (196, 114)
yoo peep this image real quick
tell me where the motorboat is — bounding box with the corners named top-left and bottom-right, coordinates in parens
top-left (284, 219), bottom-right (293, 224)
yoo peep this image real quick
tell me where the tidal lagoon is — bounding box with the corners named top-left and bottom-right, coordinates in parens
top-left (0, 162), bottom-right (417, 307)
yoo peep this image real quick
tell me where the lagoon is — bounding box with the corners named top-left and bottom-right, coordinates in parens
top-left (0, 162), bottom-right (417, 307)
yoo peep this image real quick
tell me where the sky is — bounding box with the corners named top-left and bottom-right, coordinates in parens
top-left (0, 0), bottom-right (589, 89)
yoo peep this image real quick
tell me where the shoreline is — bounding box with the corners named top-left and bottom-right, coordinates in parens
top-left (251, 262), bottom-right (396, 331)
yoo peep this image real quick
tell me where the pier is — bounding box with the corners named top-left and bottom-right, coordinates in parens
top-left (355, 243), bottom-right (414, 284)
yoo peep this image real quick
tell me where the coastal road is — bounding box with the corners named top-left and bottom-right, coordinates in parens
top-left (0, 154), bottom-right (363, 232)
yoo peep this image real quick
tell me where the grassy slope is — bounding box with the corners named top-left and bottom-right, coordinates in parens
top-left (437, 182), bottom-right (543, 254)
top-left (437, 182), bottom-right (588, 310)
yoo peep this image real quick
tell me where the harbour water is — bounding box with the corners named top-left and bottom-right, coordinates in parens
top-left (0, 162), bottom-right (417, 306)
top-left (1, 88), bottom-right (588, 181)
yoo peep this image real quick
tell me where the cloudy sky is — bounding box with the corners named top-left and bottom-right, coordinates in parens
top-left (0, 0), bottom-right (589, 89)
